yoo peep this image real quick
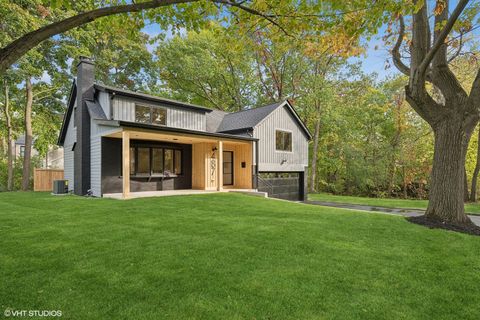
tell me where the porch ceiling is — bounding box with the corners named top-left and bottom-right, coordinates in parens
top-left (104, 128), bottom-right (252, 145)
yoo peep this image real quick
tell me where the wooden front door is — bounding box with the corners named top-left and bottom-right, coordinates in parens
top-left (223, 151), bottom-right (233, 186)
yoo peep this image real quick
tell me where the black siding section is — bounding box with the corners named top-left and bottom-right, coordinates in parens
top-left (101, 138), bottom-right (192, 194)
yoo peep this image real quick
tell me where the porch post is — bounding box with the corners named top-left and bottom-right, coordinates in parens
top-left (217, 140), bottom-right (223, 191)
top-left (122, 130), bottom-right (130, 199)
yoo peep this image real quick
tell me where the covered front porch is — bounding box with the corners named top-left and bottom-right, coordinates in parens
top-left (102, 126), bottom-right (257, 199)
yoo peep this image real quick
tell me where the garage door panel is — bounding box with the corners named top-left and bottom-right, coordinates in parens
top-left (258, 172), bottom-right (303, 201)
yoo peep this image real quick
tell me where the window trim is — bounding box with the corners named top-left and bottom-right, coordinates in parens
top-left (274, 129), bottom-right (293, 153)
top-left (134, 104), bottom-right (167, 126)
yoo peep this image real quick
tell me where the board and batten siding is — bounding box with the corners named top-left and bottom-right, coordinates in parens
top-left (253, 105), bottom-right (309, 172)
top-left (63, 101), bottom-right (76, 191)
top-left (111, 96), bottom-right (206, 131)
top-left (97, 91), bottom-right (111, 119)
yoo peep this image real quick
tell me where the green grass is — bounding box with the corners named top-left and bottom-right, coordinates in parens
top-left (309, 192), bottom-right (480, 214)
top-left (1, 192), bottom-right (480, 319)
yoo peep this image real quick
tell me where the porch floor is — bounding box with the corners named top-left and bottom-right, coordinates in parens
top-left (103, 189), bottom-right (263, 200)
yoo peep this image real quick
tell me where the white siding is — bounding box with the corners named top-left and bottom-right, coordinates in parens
top-left (63, 101), bottom-right (76, 191)
top-left (111, 96), bottom-right (206, 131)
top-left (254, 105), bottom-right (309, 172)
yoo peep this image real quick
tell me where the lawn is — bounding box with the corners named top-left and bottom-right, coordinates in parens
top-left (1, 192), bottom-right (480, 319)
top-left (309, 192), bottom-right (480, 214)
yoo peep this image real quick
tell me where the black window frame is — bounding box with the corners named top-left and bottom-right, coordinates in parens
top-left (135, 104), bottom-right (167, 126)
top-left (130, 146), bottom-right (182, 177)
top-left (275, 130), bottom-right (292, 152)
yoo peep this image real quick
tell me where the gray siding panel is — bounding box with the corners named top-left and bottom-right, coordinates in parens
top-left (254, 105), bottom-right (309, 172)
top-left (90, 136), bottom-right (101, 197)
top-left (97, 91), bottom-right (111, 119)
top-left (63, 101), bottom-right (76, 191)
top-left (111, 96), bottom-right (206, 131)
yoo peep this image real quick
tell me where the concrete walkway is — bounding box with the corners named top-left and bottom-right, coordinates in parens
top-left (305, 200), bottom-right (480, 227)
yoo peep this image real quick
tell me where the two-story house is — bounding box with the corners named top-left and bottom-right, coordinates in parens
top-left (58, 57), bottom-right (311, 200)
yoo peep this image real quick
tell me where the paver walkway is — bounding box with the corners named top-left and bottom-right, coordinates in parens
top-left (305, 200), bottom-right (480, 227)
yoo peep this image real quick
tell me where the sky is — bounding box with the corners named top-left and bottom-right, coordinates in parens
top-left (141, 22), bottom-right (400, 81)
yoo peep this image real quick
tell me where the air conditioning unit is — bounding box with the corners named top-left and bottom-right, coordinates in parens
top-left (52, 180), bottom-right (68, 194)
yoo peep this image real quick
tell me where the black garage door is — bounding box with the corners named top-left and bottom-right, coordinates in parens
top-left (257, 172), bottom-right (304, 201)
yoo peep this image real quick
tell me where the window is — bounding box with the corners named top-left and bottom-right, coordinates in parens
top-left (130, 147), bottom-right (135, 175)
top-left (135, 104), bottom-right (167, 125)
top-left (19, 146), bottom-right (25, 157)
top-left (174, 149), bottom-right (182, 174)
top-left (137, 148), bottom-right (150, 174)
top-left (164, 149), bottom-right (174, 174)
top-left (130, 147), bottom-right (182, 176)
top-left (151, 108), bottom-right (167, 125)
top-left (135, 105), bottom-right (151, 124)
top-left (152, 148), bottom-right (163, 174)
top-left (275, 130), bottom-right (292, 152)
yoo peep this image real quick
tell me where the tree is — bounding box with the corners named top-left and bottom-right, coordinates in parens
top-left (391, 0), bottom-right (480, 225)
top-left (155, 24), bottom-right (258, 111)
top-left (1, 79), bottom-right (13, 190)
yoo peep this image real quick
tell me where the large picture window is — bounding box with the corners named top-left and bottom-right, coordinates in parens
top-left (275, 130), bottom-right (292, 152)
top-left (135, 104), bottom-right (167, 125)
top-left (130, 146), bottom-right (182, 176)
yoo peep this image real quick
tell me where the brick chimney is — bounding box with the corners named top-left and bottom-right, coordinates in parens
top-left (74, 56), bottom-right (95, 195)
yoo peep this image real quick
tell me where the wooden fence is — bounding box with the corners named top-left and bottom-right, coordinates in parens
top-left (34, 169), bottom-right (64, 192)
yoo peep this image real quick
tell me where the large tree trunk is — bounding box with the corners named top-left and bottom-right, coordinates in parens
top-left (425, 119), bottom-right (473, 225)
top-left (21, 77), bottom-right (33, 191)
top-left (3, 79), bottom-right (14, 190)
top-left (470, 128), bottom-right (480, 202)
top-left (309, 115), bottom-right (321, 192)
top-left (464, 169), bottom-right (469, 202)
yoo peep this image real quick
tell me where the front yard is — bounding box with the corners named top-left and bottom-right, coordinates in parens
top-left (1, 192), bottom-right (480, 319)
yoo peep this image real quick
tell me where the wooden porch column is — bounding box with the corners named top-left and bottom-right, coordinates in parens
top-left (122, 130), bottom-right (130, 199)
top-left (217, 140), bottom-right (223, 191)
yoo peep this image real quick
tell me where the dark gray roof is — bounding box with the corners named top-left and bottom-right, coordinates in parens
top-left (86, 101), bottom-right (106, 120)
top-left (216, 102), bottom-right (284, 133)
top-left (206, 109), bottom-right (229, 132)
top-left (94, 83), bottom-right (212, 112)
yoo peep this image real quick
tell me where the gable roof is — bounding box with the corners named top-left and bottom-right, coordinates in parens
top-left (216, 101), bottom-right (312, 140)
top-left (94, 83), bottom-right (213, 113)
top-left (216, 102), bottom-right (283, 133)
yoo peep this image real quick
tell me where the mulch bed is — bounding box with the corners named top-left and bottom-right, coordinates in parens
top-left (407, 215), bottom-right (480, 236)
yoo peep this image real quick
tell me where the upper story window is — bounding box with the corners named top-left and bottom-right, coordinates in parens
top-left (135, 104), bottom-right (167, 125)
top-left (275, 130), bottom-right (292, 152)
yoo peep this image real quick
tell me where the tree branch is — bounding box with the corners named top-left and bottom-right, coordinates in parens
top-left (0, 0), bottom-right (294, 74)
top-left (0, 0), bottom-right (198, 74)
top-left (392, 15), bottom-right (410, 76)
top-left (214, 0), bottom-right (292, 36)
top-left (418, 0), bottom-right (470, 76)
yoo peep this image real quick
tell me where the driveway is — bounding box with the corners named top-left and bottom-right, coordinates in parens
top-left (305, 200), bottom-right (480, 227)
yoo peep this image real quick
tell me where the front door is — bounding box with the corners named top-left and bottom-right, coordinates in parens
top-left (223, 151), bottom-right (234, 186)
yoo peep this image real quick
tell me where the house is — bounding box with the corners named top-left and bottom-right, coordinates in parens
top-left (57, 57), bottom-right (311, 200)
top-left (15, 135), bottom-right (64, 169)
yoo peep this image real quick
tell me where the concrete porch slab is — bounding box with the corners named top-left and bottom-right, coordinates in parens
top-left (103, 189), bottom-right (260, 200)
